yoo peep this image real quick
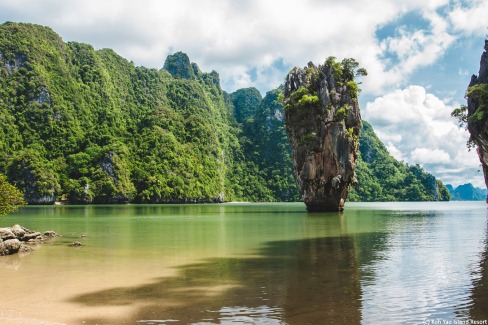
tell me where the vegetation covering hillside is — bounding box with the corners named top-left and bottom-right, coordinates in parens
top-left (0, 22), bottom-right (449, 204)
top-left (349, 121), bottom-right (450, 201)
top-left (231, 87), bottom-right (300, 201)
top-left (0, 22), bottom-right (251, 203)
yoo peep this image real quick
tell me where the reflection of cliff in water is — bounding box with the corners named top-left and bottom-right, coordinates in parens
top-left (468, 216), bottom-right (488, 321)
top-left (282, 236), bottom-right (362, 324)
top-left (70, 235), bottom-right (362, 324)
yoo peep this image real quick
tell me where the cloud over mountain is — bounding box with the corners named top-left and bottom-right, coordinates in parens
top-left (0, 0), bottom-right (485, 95)
top-left (363, 85), bottom-right (483, 187)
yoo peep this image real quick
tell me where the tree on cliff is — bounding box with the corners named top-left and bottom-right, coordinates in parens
top-left (0, 175), bottom-right (25, 217)
top-left (452, 40), bottom-right (488, 199)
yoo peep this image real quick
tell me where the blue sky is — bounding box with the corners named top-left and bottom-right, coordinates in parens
top-left (0, 0), bottom-right (487, 187)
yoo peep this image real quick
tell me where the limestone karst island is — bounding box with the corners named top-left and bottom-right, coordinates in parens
top-left (283, 59), bottom-right (364, 211)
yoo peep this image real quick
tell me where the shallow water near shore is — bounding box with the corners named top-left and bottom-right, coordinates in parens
top-left (0, 201), bottom-right (487, 324)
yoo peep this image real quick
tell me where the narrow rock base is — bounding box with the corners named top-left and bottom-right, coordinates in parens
top-left (305, 201), bottom-right (344, 212)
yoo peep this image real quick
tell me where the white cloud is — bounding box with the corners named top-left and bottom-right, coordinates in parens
top-left (0, 0), bottom-right (463, 94)
top-left (375, 10), bottom-right (456, 94)
top-left (363, 85), bottom-right (483, 187)
top-left (458, 68), bottom-right (469, 76)
top-left (449, 0), bottom-right (488, 36)
top-left (386, 143), bottom-right (406, 161)
top-left (411, 148), bottom-right (451, 164)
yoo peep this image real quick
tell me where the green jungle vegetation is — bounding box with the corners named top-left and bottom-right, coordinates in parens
top-left (451, 84), bottom-right (488, 150)
top-left (349, 121), bottom-right (450, 201)
top-left (0, 175), bottom-right (25, 216)
top-left (0, 22), bottom-right (449, 204)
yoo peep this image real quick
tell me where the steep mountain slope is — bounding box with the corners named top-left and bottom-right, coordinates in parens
top-left (0, 23), bottom-right (244, 203)
top-left (231, 87), bottom-right (300, 202)
top-left (349, 121), bottom-right (450, 201)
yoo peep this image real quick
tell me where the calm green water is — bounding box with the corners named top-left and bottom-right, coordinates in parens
top-left (0, 202), bottom-right (487, 325)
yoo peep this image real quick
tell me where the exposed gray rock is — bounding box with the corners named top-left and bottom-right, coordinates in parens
top-left (82, 182), bottom-right (93, 204)
top-left (0, 228), bottom-right (16, 240)
top-left (97, 151), bottom-right (134, 204)
top-left (214, 193), bottom-right (225, 203)
top-left (43, 231), bottom-right (59, 238)
top-left (36, 87), bottom-right (51, 106)
top-left (11, 224), bottom-right (26, 239)
top-left (28, 195), bottom-right (58, 204)
top-left (69, 241), bottom-right (83, 247)
top-left (22, 231), bottom-right (42, 242)
top-left (274, 108), bottom-right (284, 121)
top-left (1, 52), bottom-right (27, 75)
top-left (19, 244), bottom-right (33, 253)
top-left (101, 152), bottom-right (117, 184)
top-left (2, 239), bottom-right (21, 255)
top-left (0, 225), bottom-right (59, 256)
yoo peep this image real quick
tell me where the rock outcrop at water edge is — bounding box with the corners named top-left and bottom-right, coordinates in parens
top-left (283, 58), bottom-right (366, 211)
top-left (0, 225), bottom-right (59, 256)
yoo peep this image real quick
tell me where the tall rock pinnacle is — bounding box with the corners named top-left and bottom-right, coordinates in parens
top-left (466, 40), bottom-right (488, 202)
top-left (283, 58), bottom-right (366, 211)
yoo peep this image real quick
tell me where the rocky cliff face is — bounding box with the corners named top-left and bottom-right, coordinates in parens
top-left (467, 40), bottom-right (488, 202)
top-left (283, 58), bottom-right (364, 211)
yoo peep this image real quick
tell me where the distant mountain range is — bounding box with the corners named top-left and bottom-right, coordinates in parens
top-left (446, 183), bottom-right (487, 201)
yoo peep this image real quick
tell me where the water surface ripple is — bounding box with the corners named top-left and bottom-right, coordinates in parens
top-left (0, 202), bottom-right (487, 324)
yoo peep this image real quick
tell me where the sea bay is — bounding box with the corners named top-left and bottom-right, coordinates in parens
top-left (0, 202), bottom-right (487, 324)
